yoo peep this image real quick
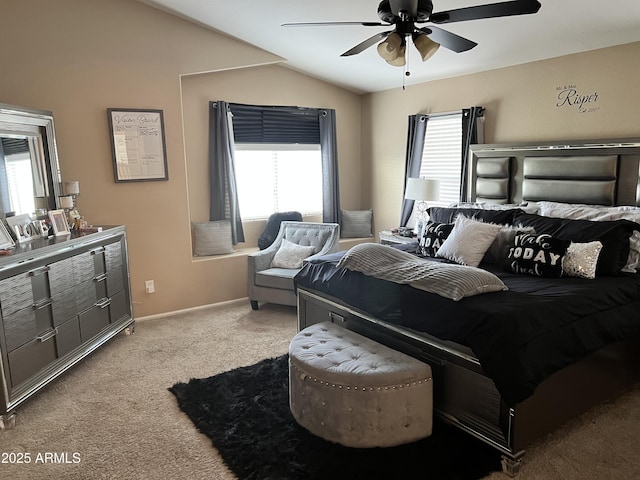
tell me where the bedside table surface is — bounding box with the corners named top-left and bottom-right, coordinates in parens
top-left (379, 230), bottom-right (418, 245)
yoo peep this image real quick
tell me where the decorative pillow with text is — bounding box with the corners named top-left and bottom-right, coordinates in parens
top-left (507, 233), bottom-right (570, 277)
top-left (417, 222), bottom-right (454, 257)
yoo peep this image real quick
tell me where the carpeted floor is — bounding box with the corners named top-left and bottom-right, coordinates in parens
top-left (0, 300), bottom-right (639, 479)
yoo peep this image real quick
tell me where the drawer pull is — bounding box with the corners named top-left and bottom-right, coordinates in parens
top-left (33, 298), bottom-right (53, 310)
top-left (96, 298), bottom-right (111, 309)
top-left (94, 273), bottom-right (107, 283)
top-left (37, 328), bottom-right (58, 343)
top-left (89, 247), bottom-right (105, 255)
top-left (28, 266), bottom-right (51, 277)
top-left (328, 312), bottom-right (345, 324)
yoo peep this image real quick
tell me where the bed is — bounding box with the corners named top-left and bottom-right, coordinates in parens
top-left (293, 138), bottom-right (640, 475)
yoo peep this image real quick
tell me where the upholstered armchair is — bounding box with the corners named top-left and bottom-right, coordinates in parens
top-left (248, 221), bottom-right (340, 310)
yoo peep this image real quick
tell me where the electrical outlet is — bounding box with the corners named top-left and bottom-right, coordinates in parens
top-left (145, 280), bottom-right (155, 294)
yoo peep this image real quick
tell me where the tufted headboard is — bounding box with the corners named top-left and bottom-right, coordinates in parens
top-left (468, 138), bottom-right (640, 207)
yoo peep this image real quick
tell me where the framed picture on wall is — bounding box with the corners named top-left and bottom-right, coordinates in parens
top-left (49, 209), bottom-right (70, 236)
top-left (107, 108), bottom-right (169, 182)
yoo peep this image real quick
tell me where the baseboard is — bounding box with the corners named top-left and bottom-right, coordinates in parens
top-left (135, 297), bottom-right (248, 322)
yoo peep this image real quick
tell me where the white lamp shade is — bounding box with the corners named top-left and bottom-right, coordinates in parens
top-left (59, 195), bottom-right (74, 209)
top-left (64, 181), bottom-right (80, 195)
top-left (404, 177), bottom-right (440, 201)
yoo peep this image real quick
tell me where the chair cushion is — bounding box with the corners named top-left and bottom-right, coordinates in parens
top-left (255, 268), bottom-right (300, 290)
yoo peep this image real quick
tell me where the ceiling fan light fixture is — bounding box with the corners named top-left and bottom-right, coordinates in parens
top-left (385, 44), bottom-right (406, 66)
top-left (413, 33), bottom-right (440, 62)
top-left (376, 32), bottom-right (403, 61)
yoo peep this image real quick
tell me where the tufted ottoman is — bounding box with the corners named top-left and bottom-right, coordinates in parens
top-left (288, 321), bottom-right (432, 448)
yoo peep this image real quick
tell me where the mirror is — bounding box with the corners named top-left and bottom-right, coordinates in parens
top-left (0, 104), bottom-right (62, 219)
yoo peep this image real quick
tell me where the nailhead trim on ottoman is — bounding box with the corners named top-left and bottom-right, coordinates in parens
top-left (289, 321), bottom-right (432, 448)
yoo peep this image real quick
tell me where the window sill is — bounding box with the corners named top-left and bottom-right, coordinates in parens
top-left (190, 237), bottom-right (373, 262)
top-left (192, 246), bottom-right (259, 262)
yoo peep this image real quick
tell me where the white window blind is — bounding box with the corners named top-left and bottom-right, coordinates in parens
top-left (234, 143), bottom-right (322, 220)
top-left (419, 112), bottom-right (463, 207)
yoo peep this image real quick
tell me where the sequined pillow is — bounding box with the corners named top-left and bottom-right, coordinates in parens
top-left (562, 241), bottom-right (603, 279)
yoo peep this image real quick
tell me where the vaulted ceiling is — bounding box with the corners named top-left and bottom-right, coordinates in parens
top-left (141, 1), bottom-right (640, 94)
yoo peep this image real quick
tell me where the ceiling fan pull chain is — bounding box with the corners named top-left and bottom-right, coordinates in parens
top-left (403, 38), bottom-right (411, 90)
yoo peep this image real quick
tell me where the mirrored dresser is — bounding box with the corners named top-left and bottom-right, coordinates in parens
top-left (0, 226), bottom-right (133, 429)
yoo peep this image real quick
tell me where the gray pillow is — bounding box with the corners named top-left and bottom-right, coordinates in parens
top-left (193, 221), bottom-right (234, 256)
top-left (340, 209), bottom-right (373, 238)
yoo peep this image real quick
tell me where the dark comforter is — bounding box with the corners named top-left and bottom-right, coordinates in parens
top-left (294, 245), bottom-right (640, 406)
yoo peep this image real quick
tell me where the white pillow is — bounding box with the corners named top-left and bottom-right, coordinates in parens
top-left (537, 201), bottom-right (640, 272)
top-left (562, 241), bottom-right (603, 279)
top-left (271, 238), bottom-right (315, 269)
top-left (436, 216), bottom-right (502, 267)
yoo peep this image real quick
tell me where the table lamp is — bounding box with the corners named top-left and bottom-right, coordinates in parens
top-left (404, 177), bottom-right (440, 236)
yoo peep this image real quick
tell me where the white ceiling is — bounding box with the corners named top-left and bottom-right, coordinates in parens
top-left (141, 0), bottom-right (640, 94)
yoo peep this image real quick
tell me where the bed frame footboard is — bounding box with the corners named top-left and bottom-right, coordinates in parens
top-left (297, 287), bottom-right (640, 475)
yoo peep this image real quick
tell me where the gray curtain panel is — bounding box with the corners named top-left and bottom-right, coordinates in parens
top-left (460, 106), bottom-right (485, 202)
top-left (319, 109), bottom-right (340, 223)
top-left (209, 101), bottom-right (245, 244)
top-left (400, 114), bottom-right (427, 227)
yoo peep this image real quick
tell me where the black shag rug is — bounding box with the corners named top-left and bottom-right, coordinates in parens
top-left (169, 355), bottom-right (501, 480)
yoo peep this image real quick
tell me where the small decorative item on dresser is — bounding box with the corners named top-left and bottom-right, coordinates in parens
top-left (0, 221), bottom-right (15, 249)
top-left (48, 209), bottom-right (71, 236)
top-left (6, 214), bottom-right (41, 243)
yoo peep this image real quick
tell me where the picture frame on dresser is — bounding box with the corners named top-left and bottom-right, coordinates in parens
top-left (0, 221), bottom-right (15, 249)
top-left (48, 209), bottom-right (70, 236)
top-left (6, 214), bottom-right (40, 243)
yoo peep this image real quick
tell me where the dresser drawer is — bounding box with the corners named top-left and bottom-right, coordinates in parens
top-left (52, 287), bottom-right (78, 326)
top-left (3, 300), bottom-right (54, 352)
top-left (48, 257), bottom-right (75, 296)
top-left (0, 273), bottom-right (33, 318)
top-left (105, 242), bottom-right (122, 271)
top-left (73, 251), bottom-right (98, 284)
top-left (75, 279), bottom-right (99, 313)
top-left (109, 290), bottom-right (128, 324)
top-left (78, 300), bottom-right (110, 341)
top-left (8, 332), bottom-right (57, 388)
top-left (56, 317), bottom-right (81, 358)
top-left (107, 265), bottom-right (124, 296)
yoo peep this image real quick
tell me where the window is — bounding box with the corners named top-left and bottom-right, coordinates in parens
top-left (418, 112), bottom-right (463, 208)
top-left (234, 144), bottom-right (322, 220)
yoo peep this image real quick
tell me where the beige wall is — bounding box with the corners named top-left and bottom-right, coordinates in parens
top-left (1, 0), bottom-right (639, 317)
top-left (364, 41), bottom-right (640, 233)
top-left (0, 0), bottom-right (364, 317)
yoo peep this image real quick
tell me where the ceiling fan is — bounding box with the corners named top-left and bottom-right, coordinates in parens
top-left (283, 0), bottom-right (542, 67)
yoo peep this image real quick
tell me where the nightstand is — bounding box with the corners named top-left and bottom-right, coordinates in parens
top-left (379, 230), bottom-right (418, 246)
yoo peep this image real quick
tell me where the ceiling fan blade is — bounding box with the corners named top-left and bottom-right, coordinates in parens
top-left (430, 0), bottom-right (541, 24)
top-left (282, 21), bottom-right (388, 27)
top-left (419, 26), bottom-right (477, 53)
top-left (341, 31), bottom-right (393, 56)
